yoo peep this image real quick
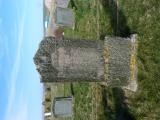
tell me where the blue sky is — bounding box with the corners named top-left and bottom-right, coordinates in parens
top-left (0, 0), bottom-right (43, 120)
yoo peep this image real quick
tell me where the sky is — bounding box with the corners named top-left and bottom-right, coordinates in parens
top-left (0, 0), bottom-right (43, 120)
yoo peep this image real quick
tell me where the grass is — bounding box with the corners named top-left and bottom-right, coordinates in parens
top-left (48, 0), bottom-right (160, 120)
top-left (119, 1), bottom-right (160, 119)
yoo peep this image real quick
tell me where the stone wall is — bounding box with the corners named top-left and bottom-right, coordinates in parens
top-left (34, 36), bottom-right (137, 89)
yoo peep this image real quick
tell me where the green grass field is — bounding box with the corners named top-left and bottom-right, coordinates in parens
top-left (52, 0), bottom-right (160, 120)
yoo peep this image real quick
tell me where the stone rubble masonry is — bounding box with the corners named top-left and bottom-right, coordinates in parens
top-left (34, 36), bottom-right (137, 89)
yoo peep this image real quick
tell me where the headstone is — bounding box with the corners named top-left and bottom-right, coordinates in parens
top-left (53, 97), bottom-right (73, 117)
top-left (55, 7), bottom-right (74, 28)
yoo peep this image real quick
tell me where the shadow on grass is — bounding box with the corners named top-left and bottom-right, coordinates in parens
top-left (100, 0), bottom-right (131, 37)
top-left (70, 83), bottom-right (75, 96)
top-left (112, 88), bottom-right (135, 120)
top-left (70, 0), bottom-right (78, 10)
top-left (101, 86), bottom-right (136, 120)
top-left (101, 86), bottom-right (115, 120)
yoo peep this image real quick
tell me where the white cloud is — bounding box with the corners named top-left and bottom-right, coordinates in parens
top-left (5, 92), bottom-right (29, 120)
top-left (0, 18), bottom-right (10, 75)
top-left (13, 103), bottom-right (28, 120)
top-left (0, 35), bottom-right (4, 59)
top-left (6, 15), bottom-right (25, 112)
top-left (0, 18), bottom-right (4, 59)
top-left (0, 34), bottom-right (9, 60)
top-left (0, 35), bottom-right (8, 75)
top-left (0, 0), bottom-right (2, 8)
top-left (0, 18), bottom-right (2, 25)
top-left (4, 14), bottom-right (26, 120)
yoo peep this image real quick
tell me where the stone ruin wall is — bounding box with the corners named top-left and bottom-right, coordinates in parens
top-left (34, 36), bottom-right (137, 90)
